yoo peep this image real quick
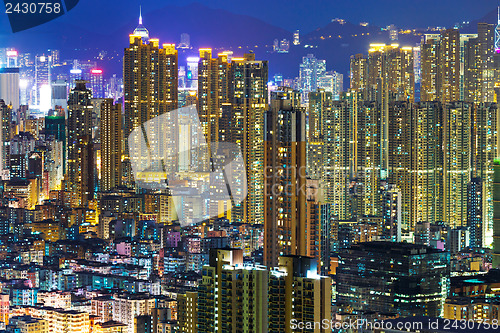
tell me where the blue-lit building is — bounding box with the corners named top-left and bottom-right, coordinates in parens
top-left (468, 177), bottom-right (483, 248)
top-left (337, 242), bottom-right (450, 317)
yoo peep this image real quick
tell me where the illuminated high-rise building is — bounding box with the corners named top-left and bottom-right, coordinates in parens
top-left (443, 102), bottom-right (471, 228)
top-left (193, 51), bottom-right (267, 224)
top-left (388, 101), bottom-right (412, 229)
top-left (473, 103), bottom-right (499, 244)
top-left (0, 67), bottom-right (19, 112)
top-left (350, 54), bottom-right (368, 96)
top-left (34, 54), bottom-right (51, 112)
top-left (100, 99), bottom-right (122, 192)
top-left (348, 46), bottom-right (414, 217)
top-left (420, 37), bottom-right (440, 101)
top-left (322, 93), bottom-right (355, 220)
top-left (197, 249), bottom-right (331, 333)
top-left (353, 101), bottom-right (381, 217)
top-left (380, 183), bottom-right (402, 242)
top-left (366, 43), bottom-right (414, 102)
top-left (316, 71), bottom-right (343, 100)
top-left (186, 57), bottom-right (199, 90)
top-left (493, 159), bottom-right (500, 267)
top-left (0, 48), bottom-right (18, 68)
top-left (0, 100), bottom-right (12, 174)
top-left (264, 88), bottom-right (306, 267)
top-left (421, 30), bottom-right (477, 103)
top-left (50, 49), bottom-right (59, 66)
top-left (66, 81), bottom-right (93, 207)
top-left (413, 45), bottom-right (422, 101)
top-left (269, 256), bottom-right (331, 333)
top-left (79, 134), bottom-right (94, 207)
top-left (197, 49), bottom-right (231, 166)
top-left (107, 74), bottom-right (123, 101)
top-left (51, 80), bottom-right (67, 110)
top-left (90, 69), bottom-right (104, 98)
top-left (465, 24), bottom-right (495, 104)
top-left (410, 101), bottom-right (444, 225)
top-left (468, 177), bottom-right (484, 248)
top-left (307, 90), bottom-right (331, 180)
top-left (426, 30), bottom-right (461, 102)
top-left (303, 179), bottom-right (328, 273)
top-left (45, 114), bottom-right (66, 174)
top-left (388, 24), bottom-right (398, 41)
top-left (230, 53), bottom-right (268, 225)
top-left (69, 68), bottom-right (82, 90)
top-left (299, 54), bottom-right (326, 102)
top-left (123, 14), bottom-right (178, 184)
top-left (197, 249), bottom-right (268, 333)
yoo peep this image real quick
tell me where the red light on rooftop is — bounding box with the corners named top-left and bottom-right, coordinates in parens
top-left (91, 69), bottom-right (103, 74)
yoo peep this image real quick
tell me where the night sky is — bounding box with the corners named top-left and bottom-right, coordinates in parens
top-left (0, 0), bottom-right (497, 35)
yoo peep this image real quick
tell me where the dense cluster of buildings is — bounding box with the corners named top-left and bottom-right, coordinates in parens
top-left (0, 6), bottom-right (499, 333)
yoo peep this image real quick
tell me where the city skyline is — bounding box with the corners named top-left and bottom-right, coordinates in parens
top-left (1, 2), bottom-right (500, 333)
top-left (0, 0), bottom-right (497, 34)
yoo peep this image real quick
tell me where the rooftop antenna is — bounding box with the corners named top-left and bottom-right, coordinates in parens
top-left (139, 6), bottom-right (143, 25)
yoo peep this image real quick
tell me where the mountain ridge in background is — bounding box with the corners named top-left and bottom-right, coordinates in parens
top-left (0, 3), bottom-right (497, 79)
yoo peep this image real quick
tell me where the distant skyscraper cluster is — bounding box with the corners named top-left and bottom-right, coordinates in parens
top-left (334, 24), bottom-right (500, 252)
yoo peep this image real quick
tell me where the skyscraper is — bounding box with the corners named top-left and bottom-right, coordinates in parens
top-left (322, 93), bottom-right (355, 220)
top-left (190, 51), bottom-right (268, 224)
top-left (0, 100), bottom-right (11, 173)
top-left (493, 159), bottom-right (500, 267)
top-left (464, 24), bottom-right (495, 104)
top-left (123, 14), bottom-right (178, 185)
top-left (443, 102), bottom-right (471, 228)
top-left (264, 88), bottom-right (306, 267)
top-left (100, 99), bottom-right (122, 192)
top-left (420, 37), bottom-right (439, 102)
top-left (478, 23), bottom-right (495, 103)
top-left (45, 114), bottom-right (66, 174)
top-left (473, 103), bottom-right (499, 244)
top-left (66, 81), bottom-right (93, 207)
top-left (34, 54), bottom-right (51, 112)
top-left (381, 184), bottom-right (402, 242)
top-left (197, 49), bottom-right (230, 154)
top-left (316, 71), bottom-right (343, 99)
top-left (90, 69), bottom-right (104, 98)
top-left (354, 101), bottom-right (381, 217)
top-left (196, 249), bottom-right (331, 333)
top-left (307, 90), bottom-right (331, 180)
top-left (0, 67), bottom-right (19, 112)
top-left (366, 43), bottom-right (414, 102)
top-left (350, 54), bottom-right (368, 96)
top-left (230, 53), bottom-right (268, 225)
top-left (421, 30), bottom-right (477, 103)
top-left (299, 54), bottom-right (326, 102)
top-left (467, 177), bottom-right (483, 248)
top-left (388, 101), bottom-right (412, 229)
top-left (410, 102), bottom-right (444, 225)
